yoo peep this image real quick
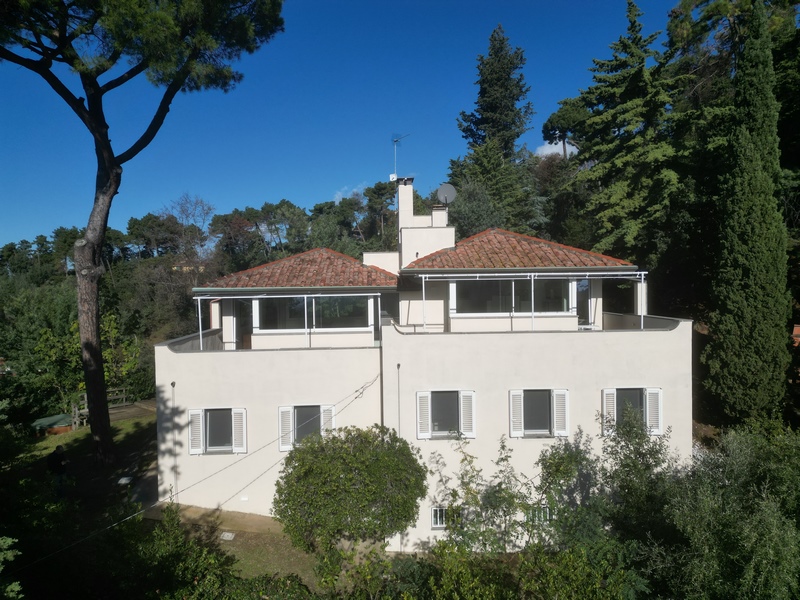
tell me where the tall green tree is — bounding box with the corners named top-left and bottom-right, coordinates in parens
top-left (458, 25), bottom-right (533, 159)
top-left (571, 0), bottom-right (683, 270)
top-left (0, 0), bottom-right (284, 460)
top-left (702, 0), bottom-right (790, 421)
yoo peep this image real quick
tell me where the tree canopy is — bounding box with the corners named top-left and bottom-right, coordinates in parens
top-left (457, 24), bottom-right (533, 159)
top-left (0, 0), bottom-right (284, 460)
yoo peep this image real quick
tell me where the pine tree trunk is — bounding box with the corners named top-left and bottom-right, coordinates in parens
top-left (73, 161), bottom-right (122, 463)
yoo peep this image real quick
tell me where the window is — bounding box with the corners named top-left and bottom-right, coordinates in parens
top-left (509, 389), bottom-right (569, 438)
top-left (188, 408), bottom-right (246, 455)
top-left (416, 391), bottom-right (475, 439)
top-left (260, 297), bottom-right (306, 330)
top-left (455, 280), bottom-right (531, 314)
top-left (258, 296), bottom-right (370, 331)
top-left (533, 279), bottom-right (570, 313)
top-left (601, 388), bottom-right (662, 435)
top-left (530, 502), bottom-right (556, 524)
top-left (279, 405), bottom-right (335, 451)
top-left (431, 506), bottom-right (448, 529)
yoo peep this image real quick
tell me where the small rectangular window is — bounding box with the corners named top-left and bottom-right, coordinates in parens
top-left (432, 506), bottom-right (447, 529)
top-left (431, 391), bottom-right (459, 437)
top-left (616, 388), bottom-right (645, 426)
top-left (523, 390), bottom-right (551, 435)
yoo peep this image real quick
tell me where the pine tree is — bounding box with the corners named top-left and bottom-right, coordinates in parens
top-left (458, 25), bottom-right (533, 159)
top-left (702, 0), bottom-right (790, 421)
top-left (573, 0), bottom-right (683, 270)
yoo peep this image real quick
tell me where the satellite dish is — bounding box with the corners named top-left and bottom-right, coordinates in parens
top-left (437, 183), bottom-right (457, 205)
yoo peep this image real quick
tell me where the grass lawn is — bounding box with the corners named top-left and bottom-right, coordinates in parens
top-left (5, 409), bottom-right (317, 595)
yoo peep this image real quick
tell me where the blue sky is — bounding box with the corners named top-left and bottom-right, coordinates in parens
top-left (0, 0), bottom-right (677, 247)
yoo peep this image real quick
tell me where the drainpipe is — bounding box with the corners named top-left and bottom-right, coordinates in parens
top-left (378, 295), bottom-right (384, 428)
top-left (171, 381), bottom-right (179, 502)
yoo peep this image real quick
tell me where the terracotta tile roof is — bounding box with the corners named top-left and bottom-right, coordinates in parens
top-left (404, 228), bottom-right (634, 271)
top-left (203, 248), bottom-right (397, 290)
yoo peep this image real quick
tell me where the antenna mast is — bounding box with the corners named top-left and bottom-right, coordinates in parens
top-left (391, 133), bottom-right (410, 181)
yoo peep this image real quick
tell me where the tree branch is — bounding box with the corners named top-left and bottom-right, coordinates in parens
top-left (100, 60), bottom-right (148, 94)
top-left (116, 56), bottom-right (198, 165)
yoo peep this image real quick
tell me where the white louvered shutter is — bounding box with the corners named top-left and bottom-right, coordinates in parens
top-left (602, 389), bottom-right (617, 436)
top-left (459, 391), bottom-right (476, 438)
top-left (553, 389), bottom-right (569, 437)
top-left (417, 392), bottom-right (431, 439)
top-left (279, 406), bottom-right (294, 452)
top-left (321, 405), bottom-right (335, 436)
top-left (232, 408), bottom-right (247, 453)
top-left (509, 390), bottom-right (524, 438)
top-left (646, 388), bottom-right (663, 435)
top-left (188, 409), bottom-right (203, 455)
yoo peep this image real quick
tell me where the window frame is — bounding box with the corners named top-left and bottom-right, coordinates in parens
top-left (601, 388), bottom-right (662, 435)
top-left (254, 293), bottom-right (375, 333)
top-left (188, 408), bottom-right (247, 455)
top-left (416, 390), bottom-right (476, 440)
top-left (509, 389), bottom-right (569, 438)
top-left (431, 506), bottom-right (448, 529)
top-left (449, 278), bottom-right (579, 317)
top-left (278, 404), bottom-right (335, 452)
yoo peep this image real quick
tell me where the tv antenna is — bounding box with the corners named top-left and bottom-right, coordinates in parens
top-left (390, 133), bottom-right (410, 181)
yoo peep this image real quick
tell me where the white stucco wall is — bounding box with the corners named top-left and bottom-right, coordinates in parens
top-left (379, 319), bottom-right (693, 552)
top-left (156, 315), bottom-right (692, 553)
top-left (155, 345), bottom-right (382, 516)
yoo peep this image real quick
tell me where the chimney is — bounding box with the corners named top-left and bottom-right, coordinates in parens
top-left (396, 177), bottom-right (415, 231)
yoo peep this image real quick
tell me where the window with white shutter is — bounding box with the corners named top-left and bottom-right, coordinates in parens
top-left (278, 405), bottom-right (336, 451)
top-left (188, 408), bottom-right (246, 455)
top-left (509, 389), bottom-right (569, 438)
top-left (602, 388), bottom-right (662, 436)
top-left (417, 391), bottom-right (476, 439)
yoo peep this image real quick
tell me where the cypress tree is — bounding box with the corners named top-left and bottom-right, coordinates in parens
top-left (702, 0), bottom-right (790, 421)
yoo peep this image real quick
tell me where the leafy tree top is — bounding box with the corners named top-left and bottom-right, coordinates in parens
top-left (0, 0), bottom-right (284, 166)
top-left (458, 24), bottom-right (533, 159)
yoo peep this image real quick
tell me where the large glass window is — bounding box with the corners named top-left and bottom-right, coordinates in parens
top-left (455, 280), bottom-right (531, 313)
top-left (259, 296), bottom-right (370, 330)
top-left (313, 296), bottom-right (368, 329)
top-left (260, 297), bottom-right (306, 330)
top-left (534, 279), bottom-right (570, 313)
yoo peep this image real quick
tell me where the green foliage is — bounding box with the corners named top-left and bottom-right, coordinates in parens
top-left (571, 0), bottom-right (684, 270)
top-left (0, 537), bottom-right (21, 600)
top-left (458, 25), bottom-right (534, 159)
top-left (518, 544), bottom-right (640, 599)
top-left (448, 180), bottom-right (506, 240)
top-left (273, 425), bottom-right (427, 576)
top-left (701, 0), bottom-right (791, 421)
top-left (664, 426), bottom-right (800, 598)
